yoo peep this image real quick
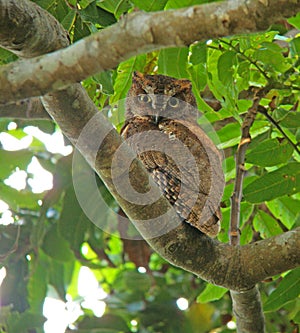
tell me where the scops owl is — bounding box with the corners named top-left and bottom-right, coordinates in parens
top-left (121, 71), bottom-right (224, 237)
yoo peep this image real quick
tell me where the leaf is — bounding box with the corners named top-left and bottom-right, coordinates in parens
top-left (280, 111), bottom-right (300, 129)
top-left (254, 42), bottom-right (291, 72)
top-left (197, 284), bottom-right (228, 303)
top-left (190, 42), bottom-right (207, 65)
top-left (165, 0), bottom-right (218, 9)
top-left (189, 63), bottom-right (207, 92)
top-left (96, 0), bottom-right (132, 18)
top-left (79, 2), bottom-right (116, 26)
top-left (216, 122), bottom-right (241, 148)
top-left (264, 268), bottom-right (300, 312)
top-left (244, 163), bottom-right (300, 203)
top-left (110, 55), bottom-right (147, 104)
top-left (130, 0), bottom-right (168, 11)
top-left (93, 70), bottom-right (114, 95)
top-left (290, 37), bottom-right (300, 58)
top-left (266, 196), bottom-right (300, 229)
top-left (253, 210), bottom-right (282, 238)
top-left (59, 187), bottom-right (91, 251)
top-left (246, 139), bottom-right (294, 167)
top-left (0, 149), bottom-right (33, 179)
top-left (217, 50), bottom-right (237, 85)
top-left (27, 253), bottom-right (49, 312)
top-left (240, 223), bottom-right (253, 245)
top-left (42, 224), bottom-right (74, 262)
top-left (122, 271), bottom-right (151, 292)
top-left (78, 314), bottom-right (129, 331)
top-left (0, 183), bottom-right (41, 210)
top-left (288, 12), bottom-right (300, 29)
top-left (7, 311), bottom-right (46, 333)
top-left (49, 260), bottom-right (75, 300)
top-left (157, 47), bottom-right (189, 78)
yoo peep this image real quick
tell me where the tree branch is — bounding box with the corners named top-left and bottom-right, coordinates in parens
top-left (1, 2), bottom-right (300, 332)
top-left (0, 98), bottom-right (50, 119)
top-left (0, 0), bottom-right (300, 104)
top-left (231, 286), bottom-right (265, 333)
top-left (229, 90), bottom-right (269, 331)
top-left (230, 91), bottom-right (263, 245)
top-left (0, 0), bottom-right (299, 290)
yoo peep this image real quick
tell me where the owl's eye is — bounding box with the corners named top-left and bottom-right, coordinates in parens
top-left (138, 95), bottom-right (152, 103)
top-left (168, 97), bottom-right (180, 108)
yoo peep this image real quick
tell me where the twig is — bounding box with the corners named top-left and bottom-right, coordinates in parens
top-left (230, 92), bottom-right (262, 246)
top-left (219, 39), bottom-right (270, 81)
top-left (258, 106), bottom-right (300, 156)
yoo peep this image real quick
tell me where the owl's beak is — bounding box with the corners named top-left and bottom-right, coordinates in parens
top-left (151, 95), bottom-right (165, 124)
top-left (150, 113), bottom-right (162, 124)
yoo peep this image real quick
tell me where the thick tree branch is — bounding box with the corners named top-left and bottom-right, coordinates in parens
top-left (0, 98), bottom-right (50, 119)
top-left (1, 2), bottom-right (300, 332)
top-left (0, 0), bottom-right (300, 104)
top-left (0, 0), bottom-right (299, 290)
top-left (229, 91), bottom-right (268, 331)
top-left (40, 86), bottom-right (300, 292)
top-left (0, 0), bottom-right (69, 57)
top-left (231, 286), bottom-right (265, 333)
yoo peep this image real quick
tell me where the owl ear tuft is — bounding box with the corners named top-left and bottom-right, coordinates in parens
top-left (133, 71), bottom-right (145, 82)
top-left (179, 79), bottom-right (193, 91)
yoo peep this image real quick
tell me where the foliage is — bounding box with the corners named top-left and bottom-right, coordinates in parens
top-left (0, 0), bottom-right (300, 332)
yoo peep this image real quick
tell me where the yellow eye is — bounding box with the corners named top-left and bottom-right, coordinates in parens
top-left (138, 95), bottom-right (152, 103)
top-left (168, 97), bottom-right (179, 108)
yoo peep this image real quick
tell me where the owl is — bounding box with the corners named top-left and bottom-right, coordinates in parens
top-left (121, 71), bottom-right (224, 237)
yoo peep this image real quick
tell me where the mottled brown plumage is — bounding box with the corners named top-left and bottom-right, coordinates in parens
top-left (121, 71), bottom-right (224, 237)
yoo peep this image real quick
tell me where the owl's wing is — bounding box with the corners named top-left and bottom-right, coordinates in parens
top-left (121, 118), bottom-right (224, 237)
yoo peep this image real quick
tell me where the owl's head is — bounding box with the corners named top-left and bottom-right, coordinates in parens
top-left (125, 71), bottom-right (198, 123)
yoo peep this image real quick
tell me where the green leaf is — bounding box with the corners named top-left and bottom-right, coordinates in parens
top-left (216, 122), bottom-right (241, 148)
top-left (246, 139), bottom-right (294, 167)
top-left (120, 271), bottom-right (151, 292)
top-left (7, 311), bottom-right (46, 333)
top-left (280, 111), bottom-right (300, 129)
top-left (59, 187), bottom-right (91, 251)
top-left (288, 12), bottom-right (300, 29)
top-left (290, 37), bottom-right (300, 58)
top-left (78, 314), bottom-right (129, 331)
top-left (73, 15), bottom-right (92, 42)
top-left (96, 0), bottom-right (132, 18)
top-left (254, 42), bottom-right (291, 72)
top-left (197, 284), bottom-right (228, 303)
top-left (49, 260), bottom-right (75, 300)
top-left (42, 224), bottom-right (74, 262)
top-left (244, 163), bottom-right (300, 203)
top-left (0, 183), bottom-right (41, 210)
top-left (130, 0), bottom-right (168, 11)
top-left (190, 42), bottom-right (207, 65)
top-left (27, 253), bottom-right (49, 312)
top-left (253, 210), bottom-right (282, 238)
top-left (110, 55), bottom-right (147, 104)
top-left (189, 63), bottom-right (207, 91)
top-left (61, 10), bottom-right (76, 31)
top-left (266, 196), bottom-right (300, 229)
top-left (240, 223), bottom-right (253, 245)
top-left (0, 149), bottom-right (33, 179)
top-left (264, 268), bottom-right (300, 312)
top-left (93, 70), bottom-right (114, 95)
top-left (79, 2), bottom-right (116, 26)
top-left (157, 47), bottom-right (189, 78)
top-left (217, 50), bottom-right (236, 85)
top-left (165, 0), bottom-right (219, 9)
